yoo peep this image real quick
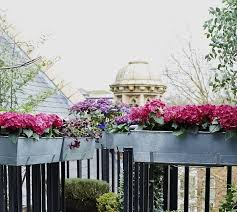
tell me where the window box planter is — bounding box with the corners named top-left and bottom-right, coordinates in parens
top-left (61, 137), bottom-right (95, 161)
top-left (0, 136), bottom-right (63, 166)
top-left (102, 132), bottom-right (133, 151)
top-left (132, 130), bottom-right (237, 166)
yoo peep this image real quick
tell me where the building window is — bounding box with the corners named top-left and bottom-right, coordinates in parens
top-left (130, 98), bottom-right (137, 106)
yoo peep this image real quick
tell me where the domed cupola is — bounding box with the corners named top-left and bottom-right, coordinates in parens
top-left (110, 61), bottom-right (166, 106)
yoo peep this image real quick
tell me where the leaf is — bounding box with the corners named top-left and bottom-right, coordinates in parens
top-left (23, 129), bottom-right (34, 138)
top-left (202, 122), bottom-right (208, 129)
top-left (188, 126), bottom-right (199, 134)
top-left (209, 124), bottom-right (221, 133)
top-left (171, 123), bottom-right (178, 129)
top-left (154, 117), bottom-right (164, 125)
top-left (216, 7), bottom-right (220, 13)
top-left (32, 133), bottom-right (40, 141)
top-left (53, 128), bottom-right (60, 136)
top-left (9, 133), bottom-right (18, 144)
top-left (225, 131), bottom-right (237, 141)
top-left (211, 118), bottom-right (219, 125)
top-left (173, 129), bottom-right (185, 136)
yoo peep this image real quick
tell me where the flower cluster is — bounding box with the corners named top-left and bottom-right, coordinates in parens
top-left (70, 98), bottom-right (113, 114)
top-left (163, 104), bottom-right (216, 126)
top-left (0, 112), bottom-right (63, 136)
top-left (70, 99), bottom-right (131, 134)
top-left (129, 99), bottom-right (166, 123)
top-left (214, 105), bottom-right (237, 131)
top-left (61, 118), bottom-right (101, 140)
top-left (128, 99), bottom-right (237, 133)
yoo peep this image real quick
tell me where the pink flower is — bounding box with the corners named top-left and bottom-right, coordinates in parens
top-left (0, 112), bottom-right (63, 136)
top-left (214, 105), bottom-right (237, 130)
top-left (129, 99), bottom-right (166, 123)
top-left (164, 104), bottom-right (216, 126)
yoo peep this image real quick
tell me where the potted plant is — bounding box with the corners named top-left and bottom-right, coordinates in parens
top-left (60, 118), bottom-right (99, 161)
top-left (128, 99), bottom-right (237, 166)
top-left (106, 114), bottom-right (135, 151)
top-left (0, 112), bottom-right (63, 166)
top-left (70, 98), bottom-right (131, 150)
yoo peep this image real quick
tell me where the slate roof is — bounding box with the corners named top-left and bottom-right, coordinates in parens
top-left (0, 27), bottom-right (71, 117)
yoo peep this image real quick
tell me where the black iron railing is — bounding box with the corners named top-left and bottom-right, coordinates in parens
top-left (0, 147), bottom-right (234, 212)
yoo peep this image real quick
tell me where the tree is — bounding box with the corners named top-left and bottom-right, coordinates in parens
top-left (0, 14), bottom-right (62, 112)
top-left (204, 0), bottom-right (237, 101)
top-left (163, 41), bottom-right (225, 105)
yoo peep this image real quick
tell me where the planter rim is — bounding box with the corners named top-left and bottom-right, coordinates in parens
top-left (0, 136), bottom-right (63, 139)
top-left (133, 130), bottom-right (226, 134)
top-left (63, 136), bottom-right (94, 139)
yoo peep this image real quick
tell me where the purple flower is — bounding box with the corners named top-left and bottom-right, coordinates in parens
top-left (115, 115), bottom-right (129, 125)
top-left (70, 99), bottom-right (97, 112)
top-left (98, 123), bottom-right (106, 129)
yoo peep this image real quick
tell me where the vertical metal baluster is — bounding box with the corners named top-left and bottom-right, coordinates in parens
top-left (101, 148), bottom-right (104, 181)
top-left (77, 160), bottom-right (82, 178)
top-left (47, 164), bottom-right (52, 212)
top-left (123, 148), bottom-right (129, 212)
top-left (8, 166), bottom-right (17, 212)
top-left (227, 166), bottom-right (232, 192)
top-left (52, 163), bottom-right (60, 212)
top-left (184, 166), bottom-right (189, 212)
top-left (105, 149), bottom-right (110, 183)
top-left (134, 163), bottom-right (139, 212)
top-left (96, 149), bottom-right (100, 180)
top-left (66, 161), bottom-right (69, 178)
top-left (3, 166), bottom-right (7, 212)
top-left (117, 150), bottom-right (121, 189)
top-left (41, 164), bottom-right (46, 212)
top-left (149, 164), bottom-right (154, 212)
top-left (128, 148), bottom-right (133, 212)
top-left (205, 168), bottom-right (210, 212)
top-left (169, 166), bottom-right (178, 210)
top-left (17, 166), bottom-right (22, 212)
top-left (144, 164), bottom-right (149, 211)
top-left (0, 165), bottom-right (5, 212)
top-left (61, 162), bottom-right (65, 212)
top-left (26, 166), bottom-right (31, 212)
top-left (87, 159), bottom-right (90, 179)
top-left (32, 165), bottom-right (41, 212)
top-left (111, 149), bottom-right (115, 192)
top-left (163, 166), bottom-right (168, 211)
top-left (139, 163), bottom-right (145, 212)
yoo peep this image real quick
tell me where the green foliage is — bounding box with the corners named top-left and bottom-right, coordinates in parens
top-left (0, 17), bottom-right (57, 113)
top-left (109, 123), bottom-right (130, 133)
top-left (204, 0), bottom-right (237, 100)
top-left (117, 172), bottom-right (124, 212)
top-left (96, 192), bottom-right (118, 212)
top-left (220, 185), bottom-right (237, 211)
top-left (65, 178), bottom-right (109, 211)
top-left (153, 165), bottom-right (164, 212)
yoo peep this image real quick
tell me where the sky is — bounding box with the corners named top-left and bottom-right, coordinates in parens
top-left (1, 0), bottom-right (221, 91)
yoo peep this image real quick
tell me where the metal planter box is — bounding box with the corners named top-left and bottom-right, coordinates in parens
top-left (61, 137), bottom-right (95, 161)
top-left (132, 130), bottom-right (237, 166)
top-left (0, 136), bottom-right (63, 166)
top-left (103, 133), bottom-right (133, 151)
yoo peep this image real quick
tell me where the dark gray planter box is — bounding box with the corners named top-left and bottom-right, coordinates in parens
top-left (102, 133), bottom-right (133, 151)
top-left (0, 136), bottom-right (63, 166)
top-left (61, 137), bottom-right (95, 161)
top-left (132, 130), bottom-right (237, 166)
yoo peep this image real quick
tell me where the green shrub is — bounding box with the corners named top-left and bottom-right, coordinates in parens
top-left (97, 192), bottom-right (118, 212)
top-left (65, 178), bottom-right (109, 212)
top-left (219, 185), bottom-right (237, 211)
